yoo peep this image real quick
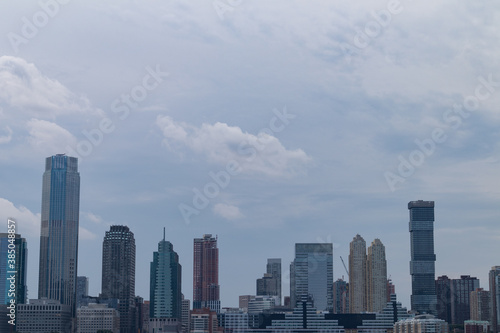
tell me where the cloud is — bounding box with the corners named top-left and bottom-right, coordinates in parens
top-left (79, 226), bottom-right (98, 241)
top-left (83, 212), bottom-right (104, 224)
top-left (26, 119), bottom-right (77, 156)
top-left (156, 115), bottom-right (311, 177)
top-left (0, 56), bottom-right (96, 117)
top-left (0, 197), bottom-right (40, 237)
top-left (213, 203), bottom-right (244, 220)
top-left (0, 126), bottom-right (12, 144)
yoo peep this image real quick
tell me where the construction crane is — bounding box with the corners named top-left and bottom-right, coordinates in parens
top-left (340, 256), bottom-right (349, 276)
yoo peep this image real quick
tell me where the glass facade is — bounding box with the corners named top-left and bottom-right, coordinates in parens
top-left (408, 200), bottom-right (437, 315)
top-left (291, 243), bottom-right (333, 312)
top-left (38, 154), bottom-right (80, 316)
top-left (0, 233), bottom-right (27, 306)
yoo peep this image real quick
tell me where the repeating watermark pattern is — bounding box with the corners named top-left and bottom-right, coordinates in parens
top-left (385, 74), bottom-right (499, 191)
top-left (7, 0), bottom-right (71, 54)
top-left (340, 0), bottom-right (407, 64)
top-left (6, 218), bottom-right (17, 326)
top-left (213, 0), bottom-right (244, 20)
top-left (66, 65), bottom-right (168, 162)
top-left (179, 107), bottom-right (296, 224)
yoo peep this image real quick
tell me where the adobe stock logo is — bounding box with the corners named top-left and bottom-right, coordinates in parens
top-left (7, 0), bottom-right (71, 54)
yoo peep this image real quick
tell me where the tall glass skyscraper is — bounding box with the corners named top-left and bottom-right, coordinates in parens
top-left (150, 229), bottom-right (182, 320)
top-left (0, 232), bottom-right (27, 305)
top-left (38, 154), bottom-right (80, 316)
top-left (193, 234), bottom-right (220, 313)
top-left (290, 243), bottom-right (333, 312)
top-left (408, 200), bottom-right (437, 315)
top-left (489, 266), bottom-right (500, 333)
top-left (101, 225), bottom-right (136, 333)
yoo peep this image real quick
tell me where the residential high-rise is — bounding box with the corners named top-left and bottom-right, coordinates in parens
top-left (150, 229), bottom-right (182, 320)
top-left (256, 258), bottom-right (282, 305)
top-left (436, 275), bottom-right (452, 323)
top-left (101, 225), bottom-right (136, 333)
top-left (38, 154), bottom-right (80, 318)
top-left (450, 275), bottom-right (480, 325)
top-left (387, 279), bottom-right (396, 302)
top-left (290, 243), bottom-right (333, 312)
top-left (76, 276), bottom-right (89, 309)
top-left (193, 234), bottom-right (220, 312)
top-left (0, 233), bottom-right (27, 306)
top-left (181, 296), bottom-right (191, 333)
top-left (367, 238), bottom-right (387, 313)
top-left (333, 278), bottom-right (349, 314)
top-left (349, 234), bottom-right (367, 313)
top-left (408, 200), bottom-right (437, 315)
top-left (470, 288), bottom-right (491, 322)
top-left (490, 266), bottom-right (500, 333)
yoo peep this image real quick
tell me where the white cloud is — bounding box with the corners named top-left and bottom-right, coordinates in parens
top-left (83, 212), bottom-right (103, 224)
top-left (213, 203), bottom-right (244, 220)
top-left (156, 115), bottom-right (310, 177)
top-left (26, 119), bottom-right (77, 156)
top-left (79, 226), bottom-right (97, 241)
top-left (0, 126), bottom-right (12, 144)
top-left (0, 198), bottom-right (40, 237)
top-left (0, 56), bottom-right (96, 117)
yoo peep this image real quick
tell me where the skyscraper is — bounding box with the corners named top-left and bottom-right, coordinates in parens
top-left (290, 243), bottom-right (333, 311)
top-left (367, 238), bottom-right (387, 313)
top-left (408, 200), bottom-right (437, 315)
top-left (38, 154), bottom-right (80, 317)
top-left (489, 266), bottom-right (500, 333)
top-left (333, 278), bottom-right (349, 314)
top-left (436, 275), bottom-right (452, 323)
top-left (150, 229), bottom-right (182, 320)
top-left (256, 258), bottom-right (282, 305)
top-left (101, 225), bottom-right (136, 333)
top-left (0, 233), bottom-right (27, 306)
top-left (76, 276), bottom-right (89, 309)
top-left (470, 288), bottom-right (491, 322)
top-left (349, 234), bottom-right (367, 313)
top-left (450, 275), bottom-right (480, 325)
top-left (193, 234), bottom-right (220, 312)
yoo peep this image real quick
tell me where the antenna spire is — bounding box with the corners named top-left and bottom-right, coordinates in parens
top-left (163, 227), bottom-right (165, 241)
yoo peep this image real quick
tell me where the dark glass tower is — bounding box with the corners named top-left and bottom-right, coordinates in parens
top-left (0, 232), bottom-right (27, 305)
top-left (256, 258), bottom-right (282, 305)
top-left (193, 234), bottom-right (220, 312)
top-left (408, 200), bottom-right (437, 315)
top-left (150, 229), bottom-right (182, 320)
top-left (101, 225), bottom-right (136, 333)
top-left (38, 154), bottom-right (80, 316)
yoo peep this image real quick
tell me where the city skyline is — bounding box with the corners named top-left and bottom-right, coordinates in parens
top-left (0, 0), bottom-right (499, 314)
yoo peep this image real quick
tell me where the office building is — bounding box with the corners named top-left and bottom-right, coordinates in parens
top-left (367, 238), bottom-right (388, 313)
top-left (408, 200), bottom-right (437, 315)
top-left (190, 308), bottom-right (222, 333)
top-left (193, 234), bottom-right (220, 312)
top-left (465, 320), bottom-right (491, 333)
top-left (256, 259), bottom-right (282, 305)
top-left (150, 229), bottom-right (182, 320)
top-left (387, 279), bottom-right (396, 302)
top-left (77, 303), bottom-right (120, 333)
top-left (101, 225), bottom-right (136, 333)
top-left (470, 288), bottom-right (491, 322)
top-left (450, 275), bottom-right (480, 325)
top-left (76, 276), bottom-right (89, 309)
top-left (38, 154), bottom-right (80, 317)
top-left (239, 295), bottom-right (255, 312)
top-left (0, 232), bottom-right (27, 307)
top-left (490, 266), bottom-right (500, 333)
top-left (16, 299), bottom-right (72, 333)
top-left (333, 278), bottom-right (349, 314)
top-left (290, 243), bottom-right (333, 312)
top-left (149, 318), bottom-right (181, 333)
top-left (182, 296), bottom-right (191, 333)
top-left (394, 314), bottom-right (448, 333)
top-left (436, 275), bottom-right (452, 323)
top-left (349, 234), bottom-right (367, 313)
top-left (248, 296), bottom-right (278, 314)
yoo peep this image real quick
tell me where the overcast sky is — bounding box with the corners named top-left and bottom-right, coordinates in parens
top-left (0, 0), bottom-right (499, 309)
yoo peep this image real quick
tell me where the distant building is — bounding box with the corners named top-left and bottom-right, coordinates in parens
top-left (290, 243), bottom-right (333, 311)
top-left (436, 275), bottom-right (452, 323)
top-left (387, 279), bottom-right (396, 303)
top-left (150, 318), bottom-right (182, 333)
top-left (256, 259), bottom-right (282, 305)
top-left (349, 234), bottom-right (367, 313)
top-left (239, 295), bottom-right (255, 312)
top-left (464, 320), bottom-right (491, 333)
top-left (356, 294), bottom-right (413, 332)
top-left (101, 225), bottom-right (136, 333)
top-left (142, 301), bottom-right (151, 333)
top-left (248, 296), bottom-right (278, 314)
top-left (150, 230), bottom-right (182, 320)
top-left (490, 266), bottom-right (500, 333)
top-left (0, 232), bottom-right (27, 308)
top-left (182, 296), bottom-right (191, 333)
top-left (408, 200), bottom-right (437, 315)
top-left (76, 276), bottom-right (89, 309)
top-left (450, 275), bottom-right (480, 325)
top-left (470, 288), bottom-right (490, 322)
top-left (367, 239), bottom-right (388, 313)
top-left (190, 308), bottom-right (222, 333)
top-left (333, 278), bottom-right (349, 314)
top-left (394, 314), bottom-right (448, 333)
top-left (193, 234), bottom-right (221, 313)
top-left (17, 299), bottom-right (72, 333)
top-left (77, 303), bottom-right (120, 333)
top-left (217, 307), bottom-right (257, 333)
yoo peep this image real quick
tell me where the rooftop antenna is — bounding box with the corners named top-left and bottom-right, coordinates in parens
top-left (163, 227), bottom-right (165, 241)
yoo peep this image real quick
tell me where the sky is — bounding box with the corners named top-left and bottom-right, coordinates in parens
top-left (0, 0), bottom-right (499, 310)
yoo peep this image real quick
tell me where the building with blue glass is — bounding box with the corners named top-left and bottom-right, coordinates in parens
top-left (0, 232), bottom-right (27, 306)
top-left (290, 243), bottom-right (333, 312)
top-left (38, 154), bottom-right (80, 317)
top-left (150, 229), bottom-right (182, 320)
top-left (408, 200), bottom-right (437, 315)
